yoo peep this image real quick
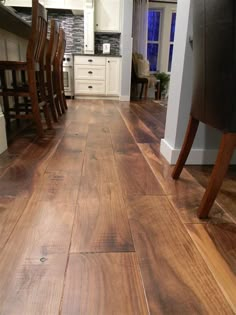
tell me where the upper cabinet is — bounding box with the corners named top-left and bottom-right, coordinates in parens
top-left (5, 0), bottom-right (84, 10)
top-left (5, 0), bottom-right (32, 6)
top-left (44, 0), bottom-right (64, 9)
top-left (95, 0), bottom-right (121, 32)
top-left (64, 0), bottom-right (85, 10)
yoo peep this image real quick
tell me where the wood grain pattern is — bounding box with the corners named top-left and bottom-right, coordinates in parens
top-left (187, 165), bottom-right (236, 223)
top-left (138, 143), bottom-right (231, 223)
top-left (38, 171), bottom-right (80, 204)
top-left (0, 99), bottom-right (235, 314)
top-left (60, 253), bottom-right (149, 315)
top-left (127, 195), bottom-right (234, 314)
top-left (71, 150), bottom-right (134, 253)
top-left (0, 195), bottom-right (28, 250)
top-left (118, 105), bottom-right (158, 143)
top-left (186, 223), bottom-right (236, 313)
top-left (0, 201), bottom-right (75, 315)
top-left (112, 142), bottom-right (164, 196)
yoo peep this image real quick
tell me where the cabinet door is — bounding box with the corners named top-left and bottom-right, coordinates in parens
top-left (44, 0), bottom-right (64, 9)
top-left (106, 58), bottom-right (120, 96)
top-left (95, 0), bottom-right (121, 32)
top-left (64, 0), bottom-right (84, 10)
top-left (84, 9), bottom-right (94, 54)
top-left (5, 0), bottom-right (31, 6)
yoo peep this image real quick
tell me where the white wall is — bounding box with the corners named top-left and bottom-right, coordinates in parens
top-left (149, 1), bottom-right (177, 73)
top-left (160, 0), bottom-right (236, 165)
top-left (120, 0), bottom-right (133, 101)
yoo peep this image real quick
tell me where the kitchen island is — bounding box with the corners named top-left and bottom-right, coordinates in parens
top-left (0, 3), bottom-right (30, 153)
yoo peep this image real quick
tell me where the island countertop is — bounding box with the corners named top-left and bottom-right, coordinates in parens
top-left (0, 3), bottom-right (31, 39)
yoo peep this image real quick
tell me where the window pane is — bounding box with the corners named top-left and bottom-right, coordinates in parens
top-left (170, 12), bottom-right (176, 42)
top-left (168, 44), bottom-right (174, 72)
top-left (148, 10), bottom-right (161, 42)
top-left (147, 43), bottom-right (159, 72)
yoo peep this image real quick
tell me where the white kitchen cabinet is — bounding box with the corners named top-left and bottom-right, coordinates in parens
top-left (44, 0), bottom-right (64, 9)
top-left (74, 56), bottom-right (121, 97)
top-left (64, 0), bottom-right (85, 10)
top-left (5, 0), bottom-right (32, 6)
top-left (95, 0), bottom-right (121, 32)
top-left (84, 8), bottom-right (94, 54)
top-left (106, 57), bottom-right (120, 96)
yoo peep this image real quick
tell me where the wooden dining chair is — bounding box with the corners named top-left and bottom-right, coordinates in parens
top-left (45, 19), bottom-right (61, 122)
top-left (172, 0), bottom-right (236, 219)
top-left (54, 28), bottom-right (67, 114)
top-left (0, 0), bottom-right (51, 136)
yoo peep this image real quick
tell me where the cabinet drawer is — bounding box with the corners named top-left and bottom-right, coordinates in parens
top-left (74, 56), bottom-right (106, 66)
top-left (75, 80), bottom-right (105, 95)
top-left (74, 65), bottom-right (105, 80)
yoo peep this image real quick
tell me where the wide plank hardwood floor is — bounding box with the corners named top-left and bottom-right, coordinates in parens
top-left (0, 99), bottom-right (235, 314)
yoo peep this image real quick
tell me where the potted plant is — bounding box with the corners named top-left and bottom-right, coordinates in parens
top-left (155, 72), bottom-right (170, 99)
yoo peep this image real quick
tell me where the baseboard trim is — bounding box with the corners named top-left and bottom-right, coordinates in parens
top-left (119, 95), bottom-right (130, 102)
top-left (0, 113), bottom-right (7, 154)
top-left (160, 138), bottom-right (236, 165)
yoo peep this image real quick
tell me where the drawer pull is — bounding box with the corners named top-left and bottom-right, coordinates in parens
top-left (88, 59), bottom-right (93, 62)
top-left (88, 71), bottom-right (93, 74)
top-left (88, 86), bottom-right (93, 89)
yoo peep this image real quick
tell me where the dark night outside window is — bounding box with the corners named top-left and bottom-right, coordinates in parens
top-left (168, 12), bottom-right (176, 72)
top-left (147, 10), bottom-right (161, 72)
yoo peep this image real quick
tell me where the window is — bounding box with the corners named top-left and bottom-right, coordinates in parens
top-left (147, 10), bottom-right (162, 72)
top-left (168, 12), bottom-right (176, 72)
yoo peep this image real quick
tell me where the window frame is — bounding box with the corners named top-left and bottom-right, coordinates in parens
top-left (147, 8), bottom-right (163, 73)
top-left (167, 10), bottom-right (177, 73)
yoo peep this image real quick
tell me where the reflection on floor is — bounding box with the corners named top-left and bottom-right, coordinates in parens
top-left (0, 99), bottom-right (235, 314)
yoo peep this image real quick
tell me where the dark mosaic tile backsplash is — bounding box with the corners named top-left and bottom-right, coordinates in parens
top-left (18, 12), bottom-right (84, 54)
top-left (95, 33), bottom-right (120, 55)
top-left (18, 12), bottom-right (120, 55)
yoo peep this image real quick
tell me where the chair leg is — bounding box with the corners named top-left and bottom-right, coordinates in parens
top-left (43, 103), bottom-right (53, 130)
top-left (140, 83), bottom-right (144, 99)
top-left (198, 133), bottom-right (236, 219)
top-left (28, 70), bottom-right (44, 137)
top-left (172, 116), bottom-right (199, 179)
top-left (144, 83), bottom-right (148, 100)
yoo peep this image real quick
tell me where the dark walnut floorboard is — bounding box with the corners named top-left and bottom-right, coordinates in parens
top-left (60, 253), bottom-right (149, 315)
top-left (0, 100), bottom-right (235, 314)
top-left (127, 195), bottom-right (234, 315)
top-left (0, 201), bottom-right (76, 315)
top-left (187, 165), bottom-right (236, 223)
top-left (117, 105), bottom-right (158, 143)
top-left (70, 124), bottom-right (134, 253)
top-left (186, 223), bottom-right (236, 313)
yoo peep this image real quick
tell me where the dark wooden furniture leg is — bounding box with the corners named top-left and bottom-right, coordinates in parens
top-left (140, 83), bottom-right (144, 99)
top-left (172, 115), bottom-right (199, 179)
top-left (198, 133), bottom-right (236, 218)
top-left (144, 83), bottom-right (148, 100)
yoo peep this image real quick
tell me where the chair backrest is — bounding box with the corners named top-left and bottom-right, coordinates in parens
top-left (27, 0), bottom-right (48, 64)
top-left (46, 19), bottom-right (59, 65)
top-left (55, 28), bottom-right (66, 67)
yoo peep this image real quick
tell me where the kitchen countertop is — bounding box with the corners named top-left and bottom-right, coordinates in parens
top-left (0, 3), bottom-right (31, 39)
top-left (73, 53), bottom-right (122, 58)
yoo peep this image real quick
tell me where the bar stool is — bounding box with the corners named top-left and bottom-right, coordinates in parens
top-left (45, 19), bottom-right (61, 122)
top-left (54, 28), bottom-right (67, 114)
top-left (0, 0), bottom-right (51, 136)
